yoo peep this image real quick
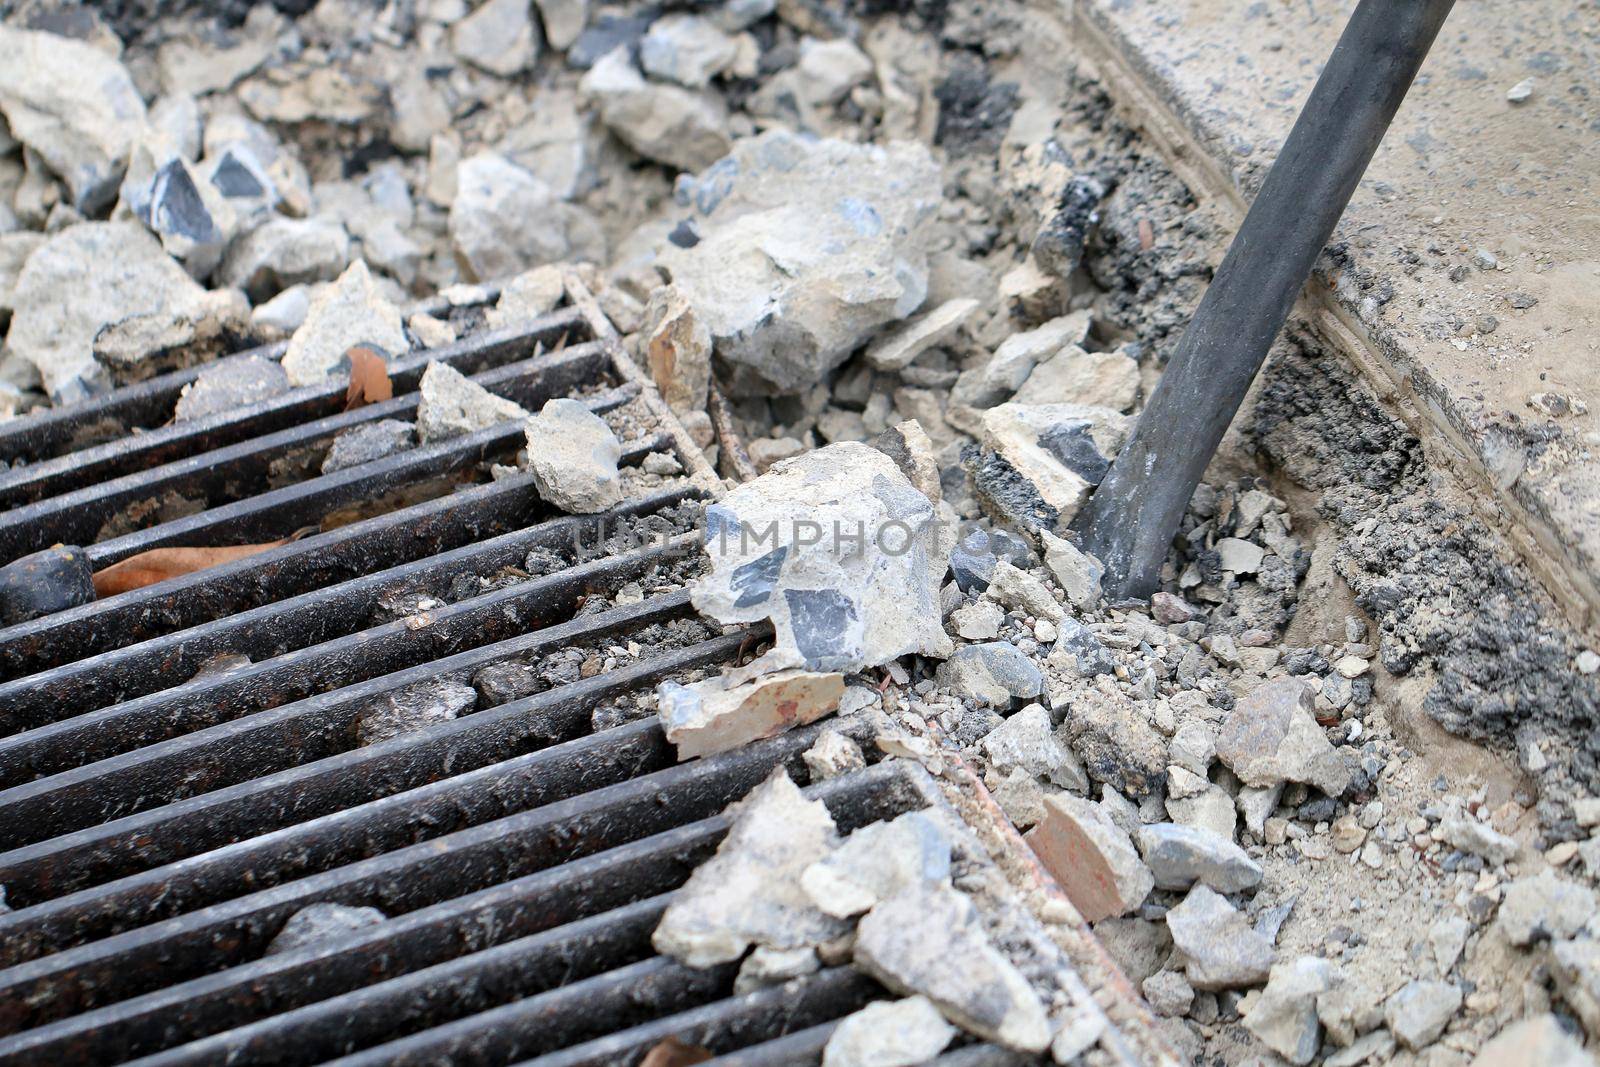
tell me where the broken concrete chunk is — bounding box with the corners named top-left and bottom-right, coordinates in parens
top-left (980, 704), bottom-right (1087, 790)
top-left (1137, 823), bottom-right (1263, 893)
top-left (1215, 677), bottom-right (1352, 797)
top-left (322, 419), bottom-right (416, 474)
top-left (803, 729), bottom-right (866, 781)
top-left (661, 132), bottom-right (939, 393)
top-left (653, 768), bottom-right (849, 966)
top-left (449, 152), bottom-right (604, 282)
top-left (960, 313), bottom-right (1092, 409)
top-left (174, 356), bottom-right (291, 423)
top-left (1244, 957), bottom-right (1342, 1064)
top-left (1040, 531), bottom-right (1103, 610)
top-left (822, 996), bottom-right (957, 1067)
top-left (1550, 938), bottom-right (1600, 1037)
top-left (355, 680), bottom-right (475, 746)
top-left (1058, 685), bottom-right (1166, 797)
top-left (580, 49), bottom-right (731, 172)
top-left (1026, 793), bottom-right (1153, 922)
top-left (658, 669), bottom-right (844, 760)
top-left (220, 217), bottom-right (352, 302)
top-left (853, 882), bottom-right (1051, 1053)
top-left (452, 0), bottom-right (541, 76)
top-left (639, 14), bottom-right (739, 88)
top-left (265, 902), bottom-right (386, 956)
top-left (1470, 1015), bottom-right (1592, 1067)
top-left (134, 157), bottom-right (237, 279)
top-left (951, 599), bottom-right (1003, 641)
top-left (0, 27), bottom-right (146, 214)
top-left (416, 361), bottom-right (530, 444)
top-left (802, 810), bottom-right (951, 918)
top-left (522, 397), bottom-right (625, 513)
top-left (977, 402), bottom-right (1130, 528)
top-left (692, 443), bottom-right (952, 676)
top-left (985, 560), bottom-right (1063, 623)
top-left (871, 420), bottom-right (942, 507)
top-left (485, 265), bottom-right (565, 330)
top-left (1013, 346), bottom-right (1139, 411)
top-left (734, 944), bottom-right (820, 994)
top-left (937, 642), bottom-right (1044, 706)
top-left (1497, 871), bottom-right (1598, 946)
top-left (1438, 811), bottom-right (1518, 864)
top-left (7, 222), bottom-right (225, 400)
top-left (1384, 979), bottom-right (1462, 1051)
top-left (281, 262), bottom-right (408, 388)
top-left (1142, 970), bottom-right (1195, 1018)
top-left (864, 298), bottom-right (979, 372)
top-left (1165, 885), bottom-right (1275, 990)
top-left (642, 286), bottom-right (712, 418)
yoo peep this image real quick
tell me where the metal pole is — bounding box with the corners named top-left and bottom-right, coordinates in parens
top-left (1076, 0), bottom-right (1455, 599)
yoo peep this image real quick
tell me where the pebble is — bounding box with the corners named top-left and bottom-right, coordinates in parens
top-left (1384, 979), bottom-right (1462, 1051)
top-left (822, 996), bottom-right (956, 1067)
top-left (985, 560), bottom-right (1065, 624)
top-left (937, 641), bottom-right (1044, 706)
top-left (1506, 78), bottom-right (1535, 103)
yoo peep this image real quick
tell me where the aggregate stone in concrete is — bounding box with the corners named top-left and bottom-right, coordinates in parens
top-left (802, 810), bottom-right (951, 918)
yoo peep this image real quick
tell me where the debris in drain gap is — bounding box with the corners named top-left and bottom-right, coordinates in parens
top-left (657, 669), bottom-right (844, 760)
top-left (653, 768), bottom-right (849, 967)
top-left (91, 538), bottom-right (292, 597)
top-left (343, 344), bottom-right (394, 410)
top-left (692, 442), bottom-right (952, 679)
top-left (354, 680), bottom-right (477, 746)
top-left (822, 996), bottom-right (957, 1067)
top-left (521, 397), bottom-right (625, 513)
top-left (265, 902), bottom-right (387, 956)
top-left (0, 544), bottom-right (95, 624)
top-left (638, 1036), bottom-right (713, 1067)
top-left (173, 354), bottom-right (290, 422)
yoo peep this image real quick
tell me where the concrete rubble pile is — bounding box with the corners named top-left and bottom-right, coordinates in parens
top-left (1, 1), bottom-right (1598, 1064)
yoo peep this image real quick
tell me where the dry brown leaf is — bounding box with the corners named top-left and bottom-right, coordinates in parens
top-left (345, 345), bottom-right (394, 410)
top-left (638, 1037), bottom-right (712, 1067)
top-left (92, 539), bottom-right (290, 597)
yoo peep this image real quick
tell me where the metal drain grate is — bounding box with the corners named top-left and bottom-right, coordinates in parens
top-left (0, 281), bottom-right (958, 1067)
top-left (0, 280), bottom-right (1166, 1067)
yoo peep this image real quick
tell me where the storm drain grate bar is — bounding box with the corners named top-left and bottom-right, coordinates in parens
top-left (0, 309), bottom-right (583, 510)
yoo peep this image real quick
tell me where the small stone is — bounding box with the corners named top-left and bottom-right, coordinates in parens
top-left (1317, 977), bottom-right (1383, 1047)
top-left (948, 527), bottom-right (1032, 593)
top-left (871, 420), bottom-right (942, 506)
top-left (1027, 793), bottom-right (1154, 921)
top-left (486, 266), bottom-right (565, 329)
top-left (1040, 531), bottom-right (1103, 609)
top-left (1429, 915), bottom-right (1470, 975)
top-left (1330, 815), bottom-right (1366, 854)
top-left (1214, 537), bottom-right (1265, 575)
top-left (1384, 979), bottom-right (1462, 1051)
top-left (854, 882), bottom-right (1051, 1053)
top-left (1034, 620), bottom-right (1057, 644)
top-left (1137, 823), bottom-right (1263, 893)
top-left (220, 217), bottom-right (351, 302)
top-left (523, 398), bottom-right (625, 513)
top-left (265, 902), bottom-right (385, 955)
top-left (0, 545), bottom-right (94, 625)
top-left (1498, 871), bottom-right (1598, 946)
top-left (638, 14), bottom-right (738, 88)
top-left (1506, 79), bottom-right (1535, 103)
top-left (803, 729), bottom-right (865, 781)
top-left (1012, 345), bottom-right (1140, 411)
top-left (251, 286), bottom-right (313, 335)
top-left (735, 945), bottom-right (819, 994)
top-left (822, 996), bottom-right (956, 1067)
top-left (1245, 957), bottom-right (1341, 1064)
top-left (408, 313), bottom-right (456, 349)
top-left (322, 419), bottom-right (416, 474)
top-left (864, 298), bottom-right (979, 372)
top-left (416, 360), bottom-right (530, 443)
top-left (1166, 885), bottom-right (1275, 990)
top-left (450, 152), bottom-right (603, 282)
top-left (1169, 723), bottom-right (1216, 777)
top-left (1439, 812), bottom-right (1518, 864)
top-left (992, 768), bottom-right (1048, 829)
top-left (356, 680), bottom-right (475, 745)
top-left (802, 810), bottom-right (951, 918)
top-left (937, 642), bottom-right (1044, 706)
top-left (535, 0), bottom-right (589, 50)
top-left (281, 262), bottom-right (407, 388)
top-left (747, 436), bottom-right (804, 472)
top-left (659, 669), bottom-right (843, 760)
top-left (951, 599), bottom-right (1003, 641)
top-left (1142, 970), bottom-right (1195, 1017)
top-left (653, 769), bottom-right (848, 966)
top-left (1059, 684), bottom-right (1167, 797)
top-left (1333, 655), bottom-right (1370, 679)
top-left (1575, 650), bottom-right (1600, 676)
top-left (1050, 1011), bottom-right (1106, 1064)
top-left (452, 0), bottom-right (541, 76)
top-left (1167, 786), bottom-right (1239, 840)
top-left (1215, 677), bottom-right (1352, 797)
top-left (792, 37), bottom-right (874, 108)
top-left (985, 560), bottom-right (1064, 623)
top-left (472, 661), bottom-right (541, 707)
top-left (1325, 1030), bottom-right (1395, 1067)
top-left (1150, 592), bottom-right (1199, 624)
top-left (174, 355), bottom-right (292, 424)
top-left (579, 49), bottom-right (730, 172)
